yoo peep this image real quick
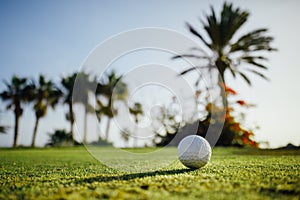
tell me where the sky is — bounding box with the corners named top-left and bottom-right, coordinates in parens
top-left (0, 0), bottom-right (299, 148)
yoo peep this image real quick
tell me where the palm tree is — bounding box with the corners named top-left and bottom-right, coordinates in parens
top-left (129, 102), bottom-right (143, 147)
top-left (172, 2), bottom-right (276, 109)
top-left (30, 75), bottom-right (62, 147)
top-left (0, 76), bottom-right (34, 147)
top-left (72, 72), bottom-right (96, 144)
top-left (61, 73), bottom-right (77, 142)
top-left (95, 99), bottom-right (115, 141)
top-left (129, 102), bottom-right (143, 123)
top-left (96, 71), bottom-right (128, 141)
top-left (120, 128), bottom-right (131, 147)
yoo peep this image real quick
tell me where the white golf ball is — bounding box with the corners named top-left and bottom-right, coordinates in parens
top-left (178, 135), bottom-right (212, 169)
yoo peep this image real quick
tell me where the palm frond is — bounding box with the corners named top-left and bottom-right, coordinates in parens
top-left (6, 103), bottom-right (13, 110)
top-left (185, 22), bottom-right (211, 48)
top-left (190, 47), bottom-right (209, 56)
top-left (238, 72), bottom-right (252, 85)
top-left (0, 91), bottom-right (10, 101)
top-left (246, 69), bottom-right (269, 81)
top-left (237, 29), bottom-right (267, 41)
top-left (203, 6), bottom-right (220, 51)
top-left (3, 80), bottom-right (12, 91)
top-left (0, 125), bottom-right (9, 134)
top-left (220, 3), bottom-right (249, 46)
top-left (179, 65), bottom-right (210, 76)
top-left (171, 54), bottom-right (209, 60)
top-left (228, 65), bottom-right (236, 78)
top-left (241, 55), bottom-right (268, 61)
top-left (201, 3), bottom-right (249, 51)
top-left (230, 28), bottom-right (276, 53)
top-left (246, 60), bottom-right (268, 70)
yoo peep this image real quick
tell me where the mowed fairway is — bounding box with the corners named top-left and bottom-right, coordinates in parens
top-left (0, 147), bottom-right (299, 200)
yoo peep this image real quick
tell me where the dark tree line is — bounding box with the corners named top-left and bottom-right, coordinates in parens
top-left (0, 71), bottom-right (132, 147)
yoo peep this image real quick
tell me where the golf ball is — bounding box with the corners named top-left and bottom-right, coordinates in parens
top-left (178, 135), bottom-right (212, 169)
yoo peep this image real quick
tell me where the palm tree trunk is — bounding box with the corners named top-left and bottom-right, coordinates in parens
top-left (133, 125), bottom-right (138, 148)
top-left (133, 116), bottom-right (138, 147)
top-left (69, 102), bottom-right (75, 144)
top-left (104, 96), bottom-right (113, 141)
top-left (218, 73), bottom-right (228, 111)
top-left (13, 112), bottom-right (20, 148)
top-left (216, 59), bottom-right (228, 111)
top-left (31, 116), bottom-right (40, 147)
top-left (105, 117), bottom-right (111, 141)
top-left (83, 106), bottom-right (88, 144)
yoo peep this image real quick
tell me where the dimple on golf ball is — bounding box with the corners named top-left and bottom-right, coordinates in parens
top-left (178, 135), bottom-right (212, 169)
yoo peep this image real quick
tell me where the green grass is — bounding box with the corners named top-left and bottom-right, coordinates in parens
top-left (0, 147), bottom-right (299, 200)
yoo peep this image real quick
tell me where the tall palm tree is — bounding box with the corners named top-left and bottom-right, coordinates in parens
top-left (0, 76), bottom-right (34, 147)
top-left (95, 99), bottom-right (115, 141)
top-left (173, 2), bottom-right (276, 109)
top-left (61, 73), bottom-right (77, 142)
top-left (72, 72), bottom-right (96, 144)
top-left (30, 75), bottom-right (62, 147)
top-left (96, 71), bottom-right (128, 141)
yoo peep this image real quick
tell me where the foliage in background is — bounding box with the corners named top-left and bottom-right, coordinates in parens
top-left (155, 86), bottom-right (258, 147)
top-left (30, 75), bottom-right (62, 147)
top-left (129, 102), bottom-right (143, 123)
top-left (61, 72), bottom-right (78, 143)
top-left (0, 126), bottom-right (7, 134)
top-left (96, 71), bottom-right (128, 141)
top-left (72, 72), bottom-right (97, 144)
top-left (154, 104), bottom-right (181, 146)
top-left (0, 74), bottom-right (259, 148)
top-left (0, 76), bottom-right (34, 147)
top-left (47, 129), bottom-right (74, 147)
top-left (90, 137), bottom-right (112, 146)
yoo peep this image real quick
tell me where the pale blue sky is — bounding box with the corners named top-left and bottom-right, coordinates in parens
top-left (0, 0), bottom-right (299, 148)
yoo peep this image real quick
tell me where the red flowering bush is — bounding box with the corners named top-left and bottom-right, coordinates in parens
top-left (206, 86), bottom-right (258, 147)
top-left (155, 86), bottom-right (259, 147)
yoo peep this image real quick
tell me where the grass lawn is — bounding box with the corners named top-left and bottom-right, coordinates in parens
top-left (0, 147), bottom-right (299, 200)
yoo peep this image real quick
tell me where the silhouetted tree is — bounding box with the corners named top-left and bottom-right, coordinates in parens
top-left (0, 76), bottom-right (34, 147)
top-left (61, 73), bottom-right (77, 142)
top-left (129, 102), bottom-right (143, 147)
top-left (120, 128), bottom-right (131, 146)
top-left (173, 2), bottom-right (276, 109)
top-left (30, 75), bottom-right (62, 147)
top-left (129, 102), bottom-right (143, 123)
top-left (95, 99), bottom-right (115, 141)
top-left (154, 104), bottom-right (181, 146)
top-left (74, 72), bottom-right (97, 144)
top-left (96, 71), bottom-right (128, 141)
